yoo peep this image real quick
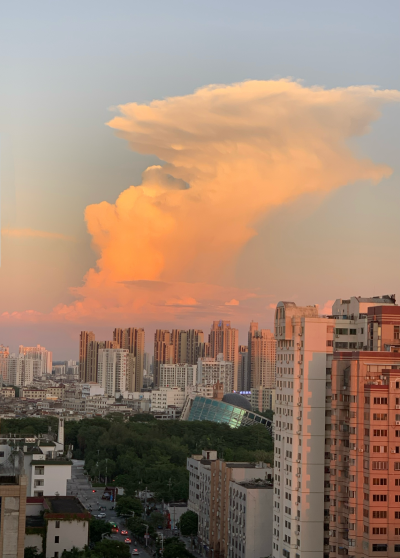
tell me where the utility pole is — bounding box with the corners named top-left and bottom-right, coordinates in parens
top-left (105, 458), bottom-right (108, 487)
top-left (142, 523), bottom-right (149, 547)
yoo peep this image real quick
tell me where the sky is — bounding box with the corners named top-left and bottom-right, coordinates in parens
top-left (0, 1), bottom-right (399, 359)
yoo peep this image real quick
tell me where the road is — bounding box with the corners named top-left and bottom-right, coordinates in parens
top-left (67, 460), bottom-right (153, 557)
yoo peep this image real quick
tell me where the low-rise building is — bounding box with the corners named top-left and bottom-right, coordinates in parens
top-left (150, 387), bottom-right (186, 412)
top-left (25, 496), bottom-right (90, 557)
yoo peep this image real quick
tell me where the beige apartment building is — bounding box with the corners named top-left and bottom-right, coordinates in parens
top-left (0, 474), bottom-right (27, 558)
top-left (209, 321), bottom-right (239, 391)
top-left (248, 321), bottom-right (276, 390)
top-left (113, 327), bottom-right (145, 390)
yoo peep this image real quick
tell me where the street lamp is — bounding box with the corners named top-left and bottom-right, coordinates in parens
top-left (142, 523), bottom-right (149, 547)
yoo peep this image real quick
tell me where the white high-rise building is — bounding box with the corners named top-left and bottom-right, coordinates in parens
top-left (159, 363), bottom-right (196, 390)
top-left (19, 344), bottom-right (52, 376)
top-left (197, 354), bottom-right (234, 393)
top-left (0, 345), bottom-right (9, 383)
top-left (7, 355), bottom-right (35, 387)
top-left (97, 348), bottom-right (128, 396)
top-left (273, 302), bottom-right (333, 558)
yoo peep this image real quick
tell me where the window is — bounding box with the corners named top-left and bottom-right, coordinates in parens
top-left (395, 463), bottom-right (400, 471)
top-left (365, 397), bottom-right (370, 405)
top-left (373, 494), bottom-right (387, 501)
top-left (55, 521), bottom-right (60, 528)
top-left (395, 512), bottom-right (400, 519)
top-left (363, 509), bottom-right (369, 518)
top-left (396, 529), bottom-right (400, 535)
top-left (373, 446), bottom-right (387, 453)
top-left (372, 461), bottom-right (388, 470)
top-left (372, 528), bottom-right (387, 534)
top-left (326, 340), bottom-right (333, 347)
top-left (396, 479), bottom-right (400, 486)
top-left (395, 545), bottom-right (400, 552)
top-left (55, 536), bottom-right (59, 543)
top-left (34, 466), bottom-right (44, 475)
top-left (374, 398), bottom-right (388, 405)
top-left (373, 414), bottom-right (388, 420)
top-left (395, 326), bottom-right (400, 340)
top-left (396, 496), bottom-right (400, 502)
top-left (373, 430), bottom-right (388, 436)
top-left (350, 329), bottom-right (357, 335)
top-left (373, 545), bottom-right (388, 552)
top-left (364, 525), bottom-right (369, 533)
top-left (335, 328), bottom-right (348, 335)
top-left (373, 478), bottom-right (387, 485)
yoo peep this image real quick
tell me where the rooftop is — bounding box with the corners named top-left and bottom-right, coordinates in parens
top-left (46, 496), bottom-right (86, 515)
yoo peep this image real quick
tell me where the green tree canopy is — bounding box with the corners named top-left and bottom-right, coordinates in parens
top-left (163, 537), bottom-right (194, 558)
top-left (115, 496), bottom-right (143, 517)
top-left (89, 518), bottom-right (112, 543)
top-left (178, 511), bottom-right (198, 536)
top-left (94, 539), bottom-right (130, 558)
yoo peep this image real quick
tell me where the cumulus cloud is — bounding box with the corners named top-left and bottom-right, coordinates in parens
top-left (2, 79), bottom-right (399, 327)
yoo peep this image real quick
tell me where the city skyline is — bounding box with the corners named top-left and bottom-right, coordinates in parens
top-left (0, 2), bottom-right (399, 360)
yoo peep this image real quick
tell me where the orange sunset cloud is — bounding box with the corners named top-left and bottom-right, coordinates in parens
top-left (1, 79), bottom-right (399, 327)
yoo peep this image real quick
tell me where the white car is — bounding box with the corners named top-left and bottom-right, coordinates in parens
top-left (97, 512), bottom-right (106, 518)
top-left (132, 550), bottom-right (140, 556)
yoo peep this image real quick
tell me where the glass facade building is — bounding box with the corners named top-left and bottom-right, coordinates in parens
top-left (187, 396), bottom-right (273, 433)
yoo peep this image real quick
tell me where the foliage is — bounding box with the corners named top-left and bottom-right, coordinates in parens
top-left (129, 413), bottom-right (157, 422)
top-left (258, 409), bottom-right (274, 421)
top-left (148, 511), bottom-right (165, 530)
top-left (1, 416), bottom-right (58, 436)
top-left (178, 511), bottom-right (198, 536)
top-left (115, 496), bottom-right (143, 517)
top-left (24, 548), bottom-right (42, 558)
top-left (61, 548), bottom-right (86, 558)
top-left (94, 539), bottom-right (130, 558)
top-left (163, 536), bottom-right (194, 558)
top-left (1, 417), bottom-right (273, 503)
top-left (89, 518), bottom-right (112, 543)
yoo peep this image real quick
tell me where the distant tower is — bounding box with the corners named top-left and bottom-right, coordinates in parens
top-left (58, 417), bottom-right (65, 448)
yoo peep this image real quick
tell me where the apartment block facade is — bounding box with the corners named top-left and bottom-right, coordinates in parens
top-left (209, 321), bottom-right (239, 391)
top-left (197, 355), bottom-right (234, 393)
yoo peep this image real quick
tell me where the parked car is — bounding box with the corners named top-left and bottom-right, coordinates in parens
top-left (102, 493), bottom-right (111, 500)
top-left (132, 550), bottom-right (139, 556)
top-left (97, 513), bottom-right (106, 518)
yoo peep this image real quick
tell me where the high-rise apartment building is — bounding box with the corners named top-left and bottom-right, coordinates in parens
top-left (18, 344), bottom-right (52, 375)
top-left (273, 301), bottom-right (333, 558)
top-left (7, 356), bottom-right (35, 387)
top-left (238, 345), bottom-right (249, 392)
top-left (154, 330), bottom-right (173, 386)
top-left (113, 327), bottom-right (145, 391)
top-left (272, 295), bottom-right (399, 558)
top-left (209, 321), bottom-right (239, 390)
top-left (197, 354), bottom-right (234, 393)
top-left (97, 348), bottom-right (128, 396)
top-left (0, 345), bottom-right (9, 383)
top-left (329, 304), bottom-right (400, 558)
top-left (79, 331), bottom-right (95, 382)
top-left (248, 322), bottom-right (276, 390)
top-left (159, 363), bottom-right (196, 390)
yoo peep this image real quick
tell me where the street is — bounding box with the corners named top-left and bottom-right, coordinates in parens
top-left (67, 460), bottom-right (153, 557)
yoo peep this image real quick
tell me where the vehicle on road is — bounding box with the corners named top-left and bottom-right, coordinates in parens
top-left (125, 538), bottom-right (132, 544)
top-left (132, 549), bottom-right (139, 556)
top-left (157, 525), bottom-right (163, 529)
top-left (102, 492), bottom-right (111, 500)
top-left (92, 489), bottom-right (96, 493)
top-left (97, 513), bottom-right (106, 518)
top-left (121, 530), bottom-right (128, 535)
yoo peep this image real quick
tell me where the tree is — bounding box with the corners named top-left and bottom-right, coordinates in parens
top-left (94, 539), bottom-right (130, 558)
top-left (148, 511), bottom-right (165, 530)
top-left (89, 518), bottom-right (112, 543)
top-left (61, 548), bottom-right (85, 558)
top-left (178, 511), bottom-right (198, 536)
top-left (115, 496), bottom-right (143, 517)
top-left (24, 548), bottom-right (42, 558)
top-left (163, 537), bottom-right (194, 558)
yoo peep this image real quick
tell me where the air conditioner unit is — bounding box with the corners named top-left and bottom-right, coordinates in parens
top-left (396, 421), bottom-right (400, 425)
top-left (298, 360), bottom-right (302, 364)
top-left (358, 449), bottom-right (364, 453)
top-left (391, 450), bottom-right (396, 454)
top-left (297, 402), bottom-right (301, 406)
top-left (296, 459), bottom-right (300, 463)
top-left (297, 431), bottom-right (301, 435)
top-left (297, 415), bottom-right (302, 420)
top-left (396, 405), bottom-right (400, 410)
top-left (296, 473), bottom-right (300, 477)
top-left (295, 530), bottom-right (300, 535)
top-left (297, 388), bottom-right (301, 392)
